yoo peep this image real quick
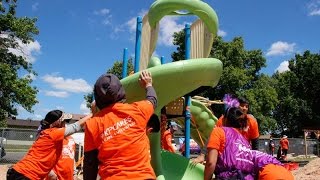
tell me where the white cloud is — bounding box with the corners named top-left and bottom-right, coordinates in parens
top-left (125, 10), bottom-right (148, 33)
top-left (94, 8), bottom-right (110, 16)
top-left (275, 61), bottom-right (290, 73)
top-left (266, 41), bottom-right (296, 56)
top-left (126, 17), bottom-right (137, 33)
top-left (308, 0), bottom-right (320, 16)
top-left (7, 38), bottom-right (41, 63)
top-left (32, 2), bottom-right (39, 11)
top-left (218, 29), bottom-right (227, 37)
top-left (34, 114), bottom-right (43, 119)
top-left (80, 100), bottom-right (90, 114)
top-left (42, 74), bottom-right (92, 93)
top-left (158, 16), bottom-right (185, 46)
top-left (93, 8), bottom-right (113, 26)
top-left (102, 15), bottom-right (113, 25)
top-left (56, 106), bottom-right (64, 110)
top-left (44, 91), bottom-right (69, 98)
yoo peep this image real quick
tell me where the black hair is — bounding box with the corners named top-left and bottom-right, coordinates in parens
top-left (238, 97), bottom-right (249, 105)
top-left (224, 107), bottom-right (247, 129)
top-left (147, 114), bottom-right (160, 133)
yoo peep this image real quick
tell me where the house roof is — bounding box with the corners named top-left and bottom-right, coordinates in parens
top-left (6, 113), bottom-right (87, 128)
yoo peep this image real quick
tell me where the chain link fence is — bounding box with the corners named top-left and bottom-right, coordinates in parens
top-left (0, 128), bottom-right (37, 164)
top-left (0, 128), bottom-right (84, 166)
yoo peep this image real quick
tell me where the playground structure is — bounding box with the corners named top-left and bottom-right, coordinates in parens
top-left (118, 0), bottom-right (222, 179)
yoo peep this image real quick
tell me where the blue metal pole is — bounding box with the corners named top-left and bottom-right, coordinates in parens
top-left (184, 24), bottom-right (191, 158)
top-left (122, 48), bottom-right (128, 79)
top-left (134, 16), bottom-right (142, 73)
top-left (160, 56), bottom-right (165, 65)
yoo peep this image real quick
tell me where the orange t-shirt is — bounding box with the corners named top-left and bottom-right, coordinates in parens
top-left (49, 136), bottom-right (76, 180)
top-left (13, 127), bottom-right (65, 180)
top-left (161, 130), bottom-right (175, 153)
top-left (216, 114), bottom-right (259, 141)
top-left (280, 138), bottom-right (289, 150)
top-left (207, 127), bottom-right (226, 154)
top-left (84, 101), bottom-right (155, 180)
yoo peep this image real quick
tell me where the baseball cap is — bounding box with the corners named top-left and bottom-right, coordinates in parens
top-left (94, 73), bottom-right (126, 109)
top-left (43, 110), bottom-right (72, 125)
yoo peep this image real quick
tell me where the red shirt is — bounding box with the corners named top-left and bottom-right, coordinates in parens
top-left (280, 138), bottom-right (289, 150)
top-left (85, 101), bottom-right (155, 180)
top-left (13, 127), bottom-right (65, 179)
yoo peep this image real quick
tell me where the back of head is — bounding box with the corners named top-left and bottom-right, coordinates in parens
top-left (147, 114), bottom-right (160, 133)
top-left (94, 73), bottom-right (126, 110)
top-left (224, 107), bottom-right (247, 129)
top-left (40, 110), bottom-right (63, 130)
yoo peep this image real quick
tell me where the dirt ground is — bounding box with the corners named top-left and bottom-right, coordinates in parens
top-left (291, 157), bottom-right (320, 180)
top-left (1, 158), bottom-right (320, 179)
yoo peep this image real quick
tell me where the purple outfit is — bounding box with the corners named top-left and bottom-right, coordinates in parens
top-left (215, 127), bottom-right (282, 180)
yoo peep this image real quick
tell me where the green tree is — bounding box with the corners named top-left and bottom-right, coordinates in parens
top-left (171, 31), bottom-right (278, 133)
top-left (0, 0), bottom-right (39, 126)
top-left (84, 59), bottom-right (134, 109)
top-left (272, 51), bottom-right (320, 136)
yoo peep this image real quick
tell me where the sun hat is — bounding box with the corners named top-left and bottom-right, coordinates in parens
top-left (283, 135), bottom-right (288, 138)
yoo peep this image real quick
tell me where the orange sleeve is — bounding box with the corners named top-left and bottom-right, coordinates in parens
top-left (133, 100), bottom-right (154, 122)
top-left (216, 115), bottom-right (224, 127)
top-left (207, 127), bottom-right (225, 153)
top-left (84, 122), bottom-right (97, 152)
top-left (247, 115), bottom-right (260, 139)
top-left (165, 134), bottom-right (175, 152)
top-left (49, 128), bottom-right (65, 142)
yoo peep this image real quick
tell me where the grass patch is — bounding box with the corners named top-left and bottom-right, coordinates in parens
top-left (3, 144), bottom-right (31, 152)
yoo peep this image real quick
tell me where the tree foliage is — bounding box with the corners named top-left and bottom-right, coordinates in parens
top-left (171, 31), bottom-right (278, 134)
top-left (272, 51), bottom-right (320, 136)
top-left (0, 0), bottom-right (39, 126)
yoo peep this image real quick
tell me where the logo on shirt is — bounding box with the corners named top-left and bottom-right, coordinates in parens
top-left (101, 116), bottom-right (136, 142)
top-left (62, 138), bottom-right (75, 159)
top-left (235, 140), bottom-right (253, 165)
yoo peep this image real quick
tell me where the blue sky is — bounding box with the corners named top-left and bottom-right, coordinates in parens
top-left (13, 0), bottom-right (320, 120)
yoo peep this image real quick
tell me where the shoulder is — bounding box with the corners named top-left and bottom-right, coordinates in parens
top-left (247, 114), bottom-right (257, 121)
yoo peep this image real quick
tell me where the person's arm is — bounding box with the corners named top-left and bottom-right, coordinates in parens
top-left (64, 113), bottom-right (92, 137)
top-left (83, 149), bottom-right (99, 180)
top-left (146, 86), bottom-right (157, 109)
top-left (83, 123), bottom-right (99, 180)
top-left (248, 115), bottom-right (259, 150)
top-left (204, 148), bottom-right (218, 180)
top-left (139, 70), bottom-right (157, 109)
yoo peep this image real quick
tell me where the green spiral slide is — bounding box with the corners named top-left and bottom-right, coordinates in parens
top-left (120, 0), bottom-right (220, 178)
top-left (120, 58), bottom-right (222, 179)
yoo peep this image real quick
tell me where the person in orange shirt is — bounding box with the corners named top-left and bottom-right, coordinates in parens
top-left (161, 121), bottom-right (178, 153)
top-left (204, 107), bottom-right (293, 180)
top-left (280, 135), bottom-right (289, 160)
top-left (216, 96), bottom-right (260, 149)
top-left (7, 110), bottom-right (92, 180)
top-left (46, 121), bottom-right (77, 180)
top-left (83, 70), bottom-right (158, 180)
top-left (193, 96), bottom-right (259, 164)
